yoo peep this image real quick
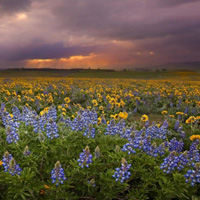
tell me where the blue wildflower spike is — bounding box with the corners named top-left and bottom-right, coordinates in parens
top-left (184, 163), bottom-right (200, 186)
top-left (46, 118), bottom-right (59, 139)
top-left (2, 151), bottom-right (22, 176)
top-left (51, 161), bottom-right (67, 186)
top-left (77, 146), bottom-right (93, 168)
top-left (112, 158), bottom-right (131, 183)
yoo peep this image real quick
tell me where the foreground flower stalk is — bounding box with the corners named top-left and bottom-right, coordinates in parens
top-left (51, 161), bottom-right (67, 186)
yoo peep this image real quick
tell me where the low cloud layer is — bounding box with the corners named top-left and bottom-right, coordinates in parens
top-left (0, 0), bottom-right (199, 69)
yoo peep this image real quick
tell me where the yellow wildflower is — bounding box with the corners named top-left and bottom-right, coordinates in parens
top-left (161, 110), bottom-right (168, 115)
top-left (99, 106), bottom-right (104, 111)
top-left (190, 135), bottom-right (200, 141)
top-left (97, 117), bottom-right (101, 125)
top-left (186, 116), bottom-right (196, 124)
top-left (141, 114), bottom-right (149, 122)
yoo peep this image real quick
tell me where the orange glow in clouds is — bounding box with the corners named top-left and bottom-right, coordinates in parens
top-left (16, 13), bottom-right (27, 20)
top-left (28, 59), bottom-right (54, 63)
top-left (28, 53), bottom-right (96, 64)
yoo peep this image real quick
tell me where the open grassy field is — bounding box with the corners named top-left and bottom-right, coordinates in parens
top-left (0, 68), bottom-right (200, 80)
top-left (69, 69), bottom-right (200, 80)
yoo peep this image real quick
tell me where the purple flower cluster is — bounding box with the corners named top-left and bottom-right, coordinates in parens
top-left (112, 158), bottom-right (131, 183)
top-left (2, 111), bottom-right (20, 144)
top-left (51, 161), bottom-right (67, 186)
top-left (2, 151), bottom-right (22, 176)
top-left (46, 118), bottom-right (59, 139)
top-left (77, 146), bottom-right (93, 168)
top-left (184, 163), bottom-right (200, 186)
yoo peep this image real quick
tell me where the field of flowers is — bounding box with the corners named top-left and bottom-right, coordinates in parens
top-left (0, 77), bottom-right (200, 199)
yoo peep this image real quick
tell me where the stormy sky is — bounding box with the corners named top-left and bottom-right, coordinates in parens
top-left (0, 0), bottom-right (200, 69)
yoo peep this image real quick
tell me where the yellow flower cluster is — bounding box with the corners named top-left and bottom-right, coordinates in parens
top-left (190, 135), bottom-right (200, 141)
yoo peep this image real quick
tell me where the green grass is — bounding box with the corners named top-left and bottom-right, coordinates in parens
top-left (0, 69), bottom-right (199, 80)
top-left (0, 69), bottom-right (80, 77)
top-left (69, 70), bottom-right (200, 80)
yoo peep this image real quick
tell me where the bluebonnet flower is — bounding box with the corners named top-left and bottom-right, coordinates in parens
top-left (65, 117), bottom-right (71, 127)
top-left (83, 109), bottom-right (98, 125)
top-left (154, 143), bottom-right (166, 156)
top-left (12, 105), bottom-right (21, 122)
top-left (145, 120), bottom-right (149, 129)
top-left (192, 108), bottom-right (196, 115)
top-left (184, 163), bottom-right (200, 186)
top-left (33, 116), bottom-right (41, 133)
top-left (162, 120), bottom-right (169, 129)
top-left (141, 136), bottom-right (152, 153)
top-left (77, 146), bottom-right (93, 168)
top-left (36, 104), bottom-right (40, 111)
top-left (33, 115), bottom-right (46, 133)
top-left (23, 145), bottom-right (31, 156)
top-left (47, 106), bottom-right (57, 122)
top-left (160, 151), bottom-right (179, 174)
top-left (116, 120), bottom-right (126, 136)
top-left (0, 102), bottom-right (6, 115)
top-left (2, 110), bottom-right (12, 127)
top-left (8, 158), bottom-right (22, 176)
top-left (168, 138), bottom-right (184, 153)
top-left (6, 125), bottom-right (19, 144)
top-left (2, 151), bottom-right (12, 172)
top-left (112, 158), bottom-right (131, 183)
top-left (58, 114), bottom-right (65, 123)
top-left (177, 126), bottom-right (185, 138)
top-left (145, 125), bottom-right (167, 140)
top-left (133, 107), bottom-right (137, 114)
top-left (83, 123), bottom-right (96, 138)
top-left (122, 142), bottom-right (136, 154)
top-left (70, 114), bottom-right (84, 131)
top-left (21, 106), bottom-right (37, 126)
top-left (46, 118), bottom-right (59, 139)
top-left (187, 140), bottom-right (200, 164)
top-left (174, 120), bottom-right (180, 131)
top-left (184, 107), bottom-right (189, 114)
top-left (160, 150), bottom-right (189, 173)
top-left (101, 116), bottom-right (107, 124)
top-left (120, 128), bottom-right (131, 139)
top-left (136, 99), bottom-right (140, 105)
top-left (176, 151), bottom-right (189, 170)
top-left (51, 161), bottom-right (67, 186)
top-left (104, 119), bottom-right (118, 135)
top-left (2, 151), bottom-right (22, 176)
top-left (146, 142), bottom-right (166, 157)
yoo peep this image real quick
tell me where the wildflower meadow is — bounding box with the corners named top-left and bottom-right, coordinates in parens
top-left (0, 77), bottom-right (200, 199)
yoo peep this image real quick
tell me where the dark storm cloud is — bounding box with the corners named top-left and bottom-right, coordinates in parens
top-left (0, 0), bottom-right (200, 68)
top-left (51, 0), bottom-right (200, 40)
top-left (157, 0), bottom-right (200, 7)
top-left (0, 42), bottom-right (104, 61)
top-left (0, 0), bottom-right (33, 14)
